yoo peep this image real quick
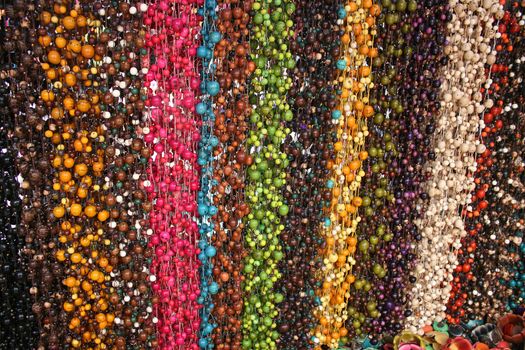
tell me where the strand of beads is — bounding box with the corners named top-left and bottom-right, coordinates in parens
top-left (407, 0), bottom-right (503, 332)
top-left (210, 1), bottom-right (253, 349)
top-left (39, 0), bottom-right (124, 347)
top-left (196, 1), bottom-right (220, 349)
top-left (14, 2), bottom-right (69, 348)
top-left (446, 1), bottom-right (516, 323)
top-left (0, 2), bottom-right (40, 346)
top-left (348, 0), bottom-right (413, 340)
top-left (241, 0), bottom-right (295, 349)
top-left (142, 1), bottom-right (203, 349)
top-left (348, 0), bottom-right (450, 342)
top-left (313, 0), bottom-right (380, 348)
top-left (382, 0), bottom-right (450, 331)
top-left (276, 1), bottom-right (339, 348)
top-left (94, 2), bottom-right (156, 347)
top-left (491, 6), bottom-right (525, 315)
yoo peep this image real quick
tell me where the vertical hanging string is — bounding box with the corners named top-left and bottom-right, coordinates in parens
top-left (313, 0), bottom-right (380, 348)
top-left (196, 0), bottom-right (220, 348)
top-left (210, 1), bottom-right (253, 349)
top-left (276, 0), bottom-right (340, 348)
top-left (408, 0), bottom-right (502, 332)
top-left (0, 1), bottom-right (40, 347)
top-left (142, 1), bottom-right (203, 348)
top-left (242, 0), bottom-right (295, 349)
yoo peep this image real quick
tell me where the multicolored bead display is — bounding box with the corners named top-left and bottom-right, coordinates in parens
top-left (0, 0), bottom-right (524, 349)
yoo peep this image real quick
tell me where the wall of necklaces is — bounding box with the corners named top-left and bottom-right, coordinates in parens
top-left (0, 0), bottom-right (524, 349)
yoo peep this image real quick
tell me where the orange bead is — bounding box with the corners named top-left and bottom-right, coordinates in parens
top-left (59, 170), bottom-right (72, 183)
top-left (341, 33), bottom-right (351, 45)
top-left (362, 0), bottom-right (373, 8)
top-left (353, 100), bottom-right (364, 111)
top-left (76, 99), bottom-right (91, 112)
top-left (81, 45), bottom-right (95, 59)
top-left (75, 163), bottom-right (88, 176)
top-left (97, 210), bottom-right (109, 222)
top-left (369, 4), bottom-right (381, 16)
top-left (92, 162), bottom-right (104, 172)
top-left (346, 204), bottom-right (357, 214)
top-left (53, 206), bottom-right (66, 218)
top-left (51, 107), bottom-right (64, 120)
top-left (95, 313), bottom-right (106, 323)
top-left (40, 11), bottom-right (52, 25)
top-left (62, 16), bottom-right (76, 30)
top-left (47, 50), bottom-right (61, 65)
top-left (84, 205), bottom-right (97, 218)
top-left (76, 15), bottom-right (87, 27)
top-left (55, 36), bottom-right (67, 49)
top-left (70, 203), bottom-right (82, 217)
top-left (63, 302), bottom-right (75, 312)
top-left (349, 159), bottom-right (361, 171)
top-left (63, 158), bottom-right (75, 168)
top-left (38, 35), bottom-right (52, 47)
top-left (64, 276), bottom-right (77, 288)
top-left (358, 66), bottom-right (371, 77)
top-left (74, 140), bottom-right (84, 152)
top-left (363, 105), bottom-right (374, 117)
top-left (70, 253), bottom-right (82, 264)
top-left (64, 73), bottom-right (77, 87)
top-left (68, 39), bottom-right (82, 53)
top-left (369, 47), bottom-right (379, 58)
top-left (358, 45), bottom-right (370, 56)
top-left (69, 317), bottom-right (80, 329)
top-left (82, 280), bottom-right (93, 292)
top-left (41, 90), bottom-right (55, 102)
top-left (98, 258), bottom-right (109, 268)
top-left (346, 237), bottom-right (357, 246)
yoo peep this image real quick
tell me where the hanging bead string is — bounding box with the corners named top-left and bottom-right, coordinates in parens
top-left (408, 0), bottom-right (503, 333)
top-left (38, 0), bottom-right (120, 347)
top-left (349, 0), bottom-right (416, 341)
top-left (384, 0), bottom-right (450, 333)
top-left (209, 1), bottom-right (253, 349)
top-left (0, 1), bottom-right (40, 347)
top-left (142, 0), bottom-right (203, 348)
top-left (94, 2), bottom-right (155, 348)
top-left (347, 0), bottom-right (450, 343)
top-left (241, 0), bottom-right (295, 348)
top-left (490, 3), bottom-right (524, 316)
top-left (313, 0), bottom-right (380, 348)
top-left (276, 1), bottom-right (340, 348)
top-left (446, 0), bottom-right (516, 324)
top-left (196, 0), bottom-right (220, 348)
top-left (16, 1), bottom-right (68, 347)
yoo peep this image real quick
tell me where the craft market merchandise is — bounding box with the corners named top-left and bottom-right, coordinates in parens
top-left (446, 0), bottom-right (525, 324)
top-left (142, 0), bottom-right (203, 349)
top-left (275, 0), bottom-right (339, 348)
top-left (93, 1), bottom-right (156, 348)
top-left (348, 0), bottom-right (450, 343)
top-left (35, 0), bottom-right (132, 347)
top-left (313, 0), bottom-right (380, 348)
top-left (476, 2), bottom-right (525, 318)
top-left (0, 1), bottom-right (40, 347)
top-left (0, 0), bottom-right (524, 349)
top-left (209, 1), bottom-right (253, 349)
top-left (197, 0), bottom-right (221, 348)
top-left (241, 0), bottom-right (295, 349)
top-left (408, 0), bottom-right (503, 332)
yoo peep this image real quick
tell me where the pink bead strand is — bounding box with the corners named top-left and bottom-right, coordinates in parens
top-left (141, 1), bottom-right (204, 349)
